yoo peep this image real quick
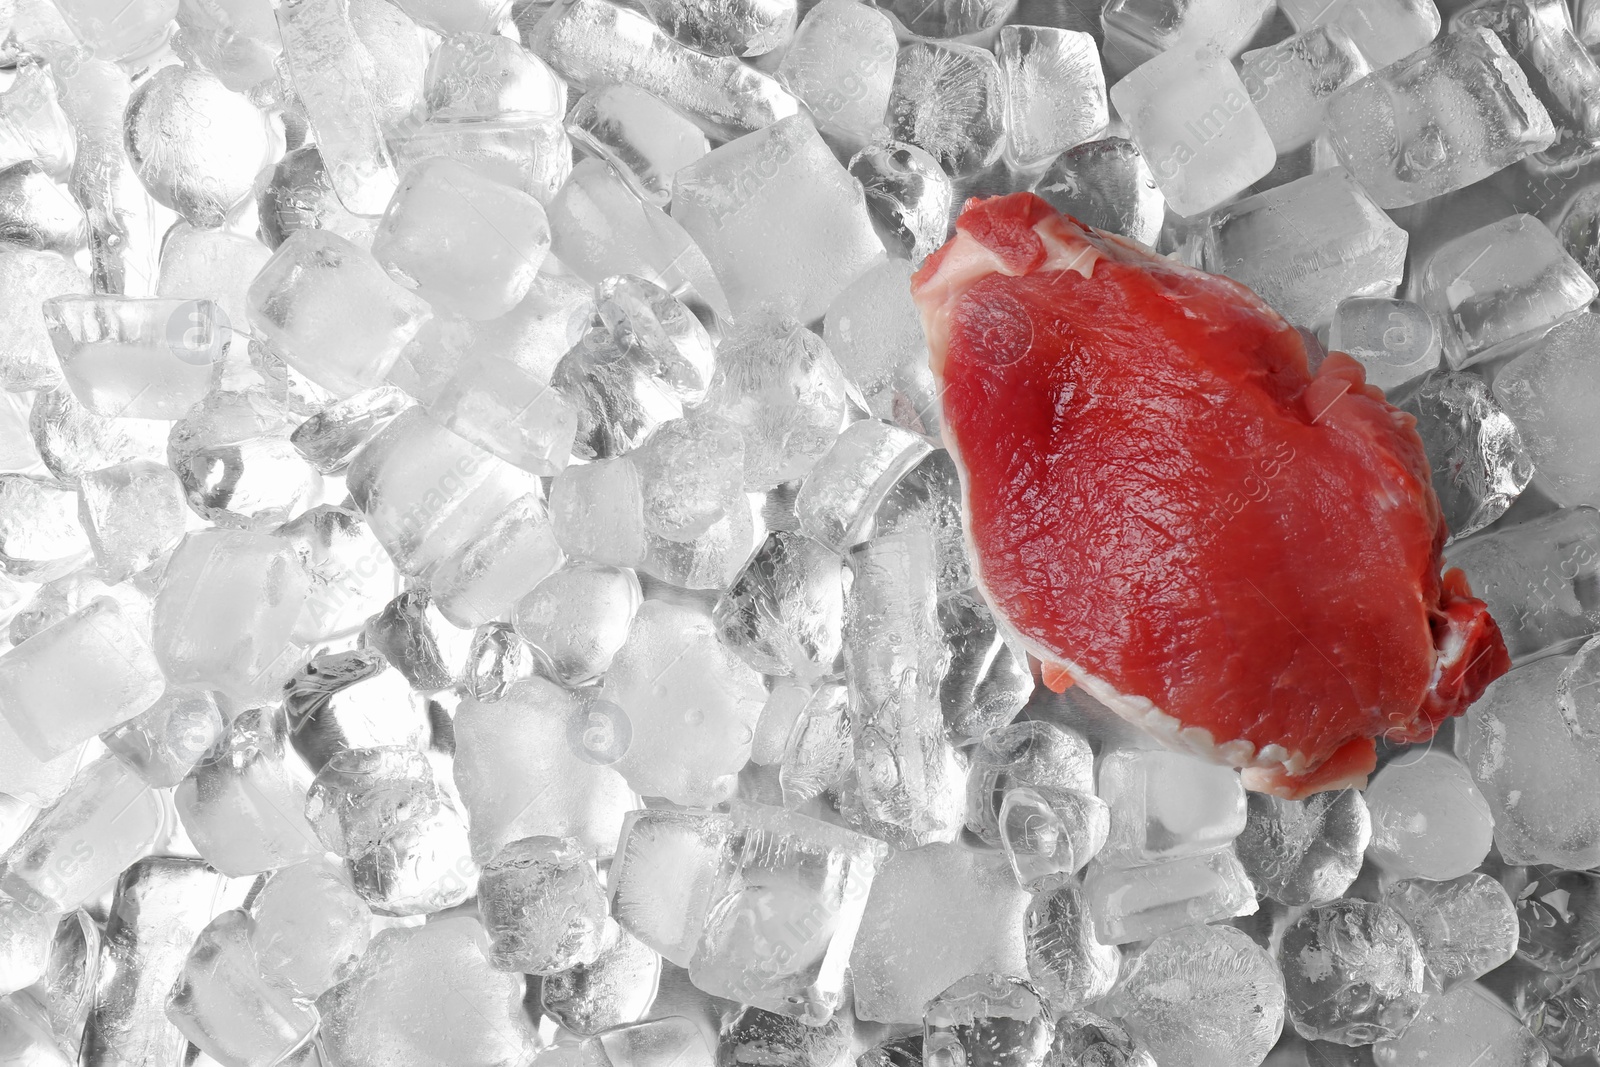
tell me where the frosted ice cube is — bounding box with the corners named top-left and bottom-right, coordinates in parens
top-left (609, 809), bottom-right (732, 967)
top-left (541, 921), bottom-right (661, 1036)
top-left (796, 421), bottom-right (932, 554)
top-left (173, 707), bottom-right (323, 877)
top-left (1276, 900), bottom-right (1424, 1044)
top-left (276, 0), bottom-right (400, 215)
top-left (427, 490), bottom-right (566, 628)
top-left (153, 529), bottom-right (310, 702)
top-left (0, 249), bottom-right (90, 393)
top-left (0, 65), bottom-right (74, 179)
top-left (0, 475), bottom-right (88, 582)
top-left (1083, 847), bottom-right (1257, 944)
top-left (528, 0), bottom-right (799, 140)
top-left (923, 974), bottom-right (1054, 1067)
top-left (317, 916), bottom-right (539, 1067)
top-left (1382, 873), bottom-right (1517, 991)
top-left (0, 161), bottom-right (87, 257)
top-left (550, 456), bottom-right (649, 567)
top-left (1324, 28), bottom-right (1555, 209)
top-left (851, 843), bottom-right (1031, 1024)
top-left (0, 596), bottom-right (162, 760)
top-left (1025, 884), bottom-right (1120, 1012)
top-left (373, 158), bottom-right (551, 322)
top-left (452, 679), bottom-right (639, 861)
top-left (1372, 983), bottom-right (1545, 1067)
top-left (822, 259), bottom-right (927, 422)
top-left (848, 142), bottom-right (953, 263)
top-left (123, 66), bottom-right (275, 229)
top-left (713, 532), bottom-right (845, 680)
top-left (76, 459), bottom-right (186, 580)
top-left (632, 417), bottom-right (745, 541)
top-left (479, 836), bottom-right (608, 974)
top-left (1400, 371), bottom-right (1534, 539)
top-left (0, 715), bottom-right (83, 808)
top-left (689, 802), bottom-right (886, 1023)
top-left (4, 988), bottom-right (71, 1067)
top-left (1280, 0), bottom-right (1440, 67)
top-left (1188, 168), bottom-right (1406, 331)
top-left (776, 0), bottom-right (897, 149)
top-left (513, 563), bottom-right (642, 685)
top-left (0, 896), bottom-right (54, 995)
top-left (1109, 44), bottom-right (1275, 217)
top-left (1, 756), bottom-right (166, 914)
top-left (1363, 750), bottom-right (1493, 880)
top-left (707, 313), bottom-right (850, 491)
top-left (304, 746), bottom-right (475, 916)
top-left (566, 85), bottom-right (710, 207)
top-left (1446, 507), bottom-right (1600, 662)
top-left (625, 0), bottom-right (792, 56)
top-left (1102, 925), bottom-right (1284, 1067)
top-left (1233, 789), bottom-right (1370, 907)
top-left (250, 229), bottom-right (433, 399)
top-left (1328, 296), bottom-right (1441, 394)
top-left (166, 910), bottom-right (319, 1067)
top-left (1238, 26), bottom-right (1369, 153)
top-left (1096, 748), bottom-right (1246, 868)
top-left (602, 600), bottom-right (767, 805)
top-left (1493, 312), bottom-right (1600, 507)
top-left (1418, 213), bottom-right (1596, 367)
top-left (672, 114), bottom-right (884, 323)
top-left (425, 31), bottom-right (567, 122)
top-left (638, 481), bottom-right (751, 583)
top-left (29, 387), bottom-right (168, 484)
top-left (999, 27), bottom-right (1107, 166)
top-left (247, 859), bottom-right (371, 997)
top-left (554, 329), bottom-right (683, 462)
top-left (887, 41), bottom-right (1007, 179)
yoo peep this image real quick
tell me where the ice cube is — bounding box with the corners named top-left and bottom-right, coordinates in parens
top-left (550, 456), bottom-right (649, 567)
top-left (527, 0), bottom-right (798, 140)
top-left (373, 158), bottom-right (551, 322)
top-left (0, 249), bottom-right (90, 393)
top-left (279, 505), bottom-right (401, 645)
top-left (1381, 873), bottom-right (1517, 991)
top-left (848, 142), bottom-right (953, 263)
top-left (81, 857), bottom-right (242, 1067)
top-left (1233, 789), bottom-right (1370, 907)
top-left (1096, 748), bottom-right (1246, 867)
top-left (1276, 899), bottom-right (1424, 1044)
top-left (966, 721), bottom-right (1096, 844)
top-left (707, 313), bottom-right (851, 491)
top-left (1000, 785), bottom-right (1109, 889)
top-left (581, 1016), bottom-right (717, 1067)
top-left (1363, 750), bottom-right (1494, 880)
top-left (923, 974), bottom-right (1054, 1067)
top-left (305, 746), bottom-right (475, 916)
top-left (720, 1007), bottom-right (851, 1067)
top-left (452, 679), bottom-right (639, 861)
top-left (1525, 968), bottom-right (1600, 1062)
top-left (0, 896), bottom-right (54, 995)
top-left (29, 387), bottom-right (168, 484)
top-left (153, 529), bottom-right (310, 702)
top-left (1457, 649), bottom-right (1600, 866)
top-left (876, 450), bottom-right (972, 596)
top-left (427, 490), bottom-right (566, 629)
top-left (1025, 883), bottom-right (1120, 1011)
top-left (425, 31), bottom-right (567, 122)
top-left (75, 459), bottom-right (186, 580)
top-left (172, 0), bottom-right (282, 94)
top-left (0, 161), bottom-right (87, 257)
top-left (1102, 925), bottom-right (1284, 1067)
top-left (672, 114), bottom-right (884, 323)
top-left (1399, 371), bottom-right (1534, 539)
top-left (0, 596), bottom-right (162, 761)
top-left (689, 802), bottom-right (886, 1023)
top-left (1083, 847), bottom-right (1258, 944)
top-left (887, 41), bottom-right (1007, 179)
top-left (166, 910), bottom-right (318, 1067)
top-left (1185, 168), bottom-right (1406, 332)
top-left (276, 0), bottom-right (401, 215)
top-left (841, 532), bottom-right (965, 847)
top-left (602, 599), bottom-right (767, 805)
top-left (0, 714), bottom-right (83, 808)
top-left (778, 682), bottom-right (853, 808)
top-left (999, 27), bottom-right (1107, 166)
top-left (250, 229), bottom-right (433, 399)
top-left (123, 66), bottom-right (275, 229)
top-left (1049, 1012), bottom-right (1155, 1067)
top-left (1418, 213), bottom-right (1596, 367)
top-left (1238, 26), bottom-right (1369, 153)
top-left (317, 915), bottom-right (539, 1067)
top-left (1455, 0), bottom-right (1600, 167)
top-left (1493, 312), bottom-right (1600, 507)
top-left (51, 0), bottom-right (174, 60)
top-left (554, 329), bottom-right (683, 462)
top-left (775, 0), bottom-right (897, 149)
top-left (1, 990), bottom-right (70, 1067)
top-left (513, 563), bottom-right (641, 685)
top-left (39, 295), bottom-right (220, 419)
top-left (246, 859), bottom-right (371, 997)
top-left (1325, 28), bottom-right (1555, 209)
top-left (1327, 297), bottom-right (1441, 395)
top-left (0, 64), bottom-right (74, 179)
top-left (1372, 983), bottom-right (1546, 1067)
top-left (796, 421), bottom-right (933, 554)
top-left (566, 85), bottom-right (710, 207)
top-left (633, 417), bottom-right (745, 542)
top-left (0, 476), bottom-right (90, 583)
top-left (1, 756), bottom-right (166, 914)
top-left (541, 920), bottom-right (661, 1035)
top-left (169, 390), bottom-right (325, 525)
top-left (822, 259), bottom-right (927, 422)
top-left (632, 0), bottom-right (795, 56)
top-left (281, 652), bottom-right (428, 772)
top-left (713, 532), bottom-right (844, 680)
top-left (257, 146), bottom-right (381, 251)
top-left (609, 809), bottom-right (733, 967)
top-left (1101, 0), bottom-right (1275, 69)
top-left (1280, 0), bottom-right (1440, 67)
top-left (479, 836), bottom-right (609, 974)
top-left (1109, 44), bottom-right (1276, 217)
top-left (394, 114), bottom-right (574, 207)
top-left (937, 593), bottom-right (1032, 743)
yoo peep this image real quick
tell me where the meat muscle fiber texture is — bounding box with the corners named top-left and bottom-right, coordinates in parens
top-left (913, 192), bottom-right (1510, 798)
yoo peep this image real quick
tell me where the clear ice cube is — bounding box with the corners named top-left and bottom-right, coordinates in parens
top-left (1083, 846), bottom-right (1258, 944)
top-left (424, 31), bottom-right (567, 122)
top-left (1025, 883), bottom-right (1120, 1011)
top-left (822, 259), bottom-right (928, 423)
top-left (1276, 899), bottom-right (1424, 1044)
top-left (796, 421), bottom-right (933, 554)
top-left (541, 920), bottom-right (661, 1036)
top-left (1280, 0), bottom-right (1440, 67)
top-left (1238, 25), bottom-right (1369, 153)
top-left (566, 85), bottom-right (710, 208)
top-left (246, 859), bottom-right (372, 997)
top-left (1233, 789), bottom-right (1370, 907)
top-left (76, 459), bottom-right (187, 581)
top-left (887, 41), bottom-right (1008, 179)
top-left (42, 296), bottom-right (224, 419)
top-left (848, 142), bottom-right (953, 263)
top-left (1363, 750), bottom-right (1494, 880)
top-left (479, 836), bottom-right (609, 974)
top-left (999, 27), bottom-right (1108, 166)
top-left (713, 532), bottom-right (845, 680)
top-left (775, 0), bottom-right (897, 149)
top-left (923, 974), bottom-right (1054, 1067)
top-left (1371, 983), bottom-right (1546, 1067)
top-left (1399, 371), bottom-right (1534, 540)
top-left (1096, 748), bottom-right (1246, 867)
top-left (1381, 873), bottom-right (1518, 991)
top-left (513, 563), bottom-right (642, 686)
top-left (1327, 296), bottom-right (1442, 395)
top-left (1494, 312), bottom-right (1600, 507)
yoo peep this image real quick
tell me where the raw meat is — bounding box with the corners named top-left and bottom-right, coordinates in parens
top-left (913, 193), bottom-right (1510, 798)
